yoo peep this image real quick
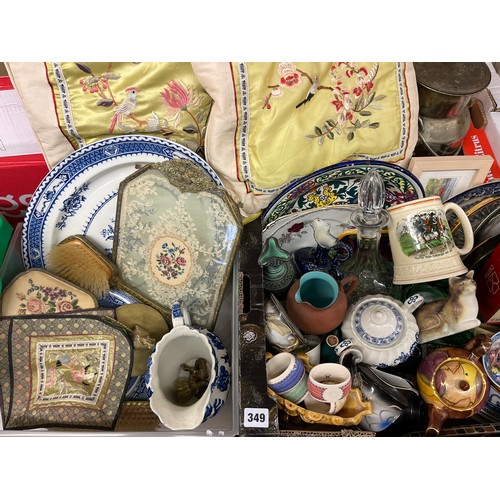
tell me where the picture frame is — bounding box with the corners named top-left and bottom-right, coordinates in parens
top-left (408, 155), bottom-right (494, 201)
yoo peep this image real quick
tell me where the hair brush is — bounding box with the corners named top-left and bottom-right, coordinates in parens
top-left (45, 234), bottom-right (171, 322)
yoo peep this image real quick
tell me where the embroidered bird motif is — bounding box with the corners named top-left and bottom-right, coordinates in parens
top-left (108, 87), bottom-right (145, 133)
top-left (296, 75), bottom-right (319, 108)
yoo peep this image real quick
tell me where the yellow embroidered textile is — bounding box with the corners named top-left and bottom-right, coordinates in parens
top-left (44, 62), bottom-right (213, 157)
top-left (193, 62), bottom-right (419, 219)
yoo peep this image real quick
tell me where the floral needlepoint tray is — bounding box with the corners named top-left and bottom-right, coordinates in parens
top-left (0, 268), bottom-right (98, 316)
top-left (112, 159), bottom-right (243, 330)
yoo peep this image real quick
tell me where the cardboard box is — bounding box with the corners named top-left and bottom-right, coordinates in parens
top-left (0, 76), bottom-right (42, 157)
top-left (475, 243), bottom-right (500, 324)
top-left (462, 122), bottom-right (500, 182)
top-left (0, 152), bottom-right (49, 226)
top-left (0, 75), bottom-right (49, 227)
top-left (484, 112), bottom-right (500, 178)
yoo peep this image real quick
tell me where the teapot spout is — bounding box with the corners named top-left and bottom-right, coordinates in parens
top-left (425, 405), bottom-right (448, 436)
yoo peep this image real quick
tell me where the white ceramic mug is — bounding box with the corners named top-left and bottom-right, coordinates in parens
top-left (387, 196), bottom-right (474, 284)
top-left (306, 362), bottom-right (352, 414)
top-left (266, 352), bottom-right (308, 404)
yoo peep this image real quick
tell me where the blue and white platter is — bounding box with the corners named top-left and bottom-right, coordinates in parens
top-left (22, 135), bottom-right (223, 269)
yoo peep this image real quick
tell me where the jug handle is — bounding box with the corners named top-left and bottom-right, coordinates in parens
top-left (339, 274), bottom-right (358, 298)
top-left (172, 300), bottom-right (192, 328)
top-left (464, 333), bottom-right (492, 362)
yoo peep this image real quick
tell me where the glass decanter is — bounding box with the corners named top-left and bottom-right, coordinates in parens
top-left (339, 168), bottom-right (398, 305)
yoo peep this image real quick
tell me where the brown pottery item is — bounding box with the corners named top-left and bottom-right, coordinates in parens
top-left (416, 334), bottom-right (492, 436)
top-left (285, 271), bottom-right (358, 336)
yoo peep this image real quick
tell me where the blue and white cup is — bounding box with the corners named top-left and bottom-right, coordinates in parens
top-left (266, 352), bottom-right (308, 404)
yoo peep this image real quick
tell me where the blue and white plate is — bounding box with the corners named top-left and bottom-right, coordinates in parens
top-left (262, 160), bottom-right (425, 230)
top-left (22, 135), bottom-right (222, 269)
top-left (447, 180), bottom-right (500, 208)
top-left (483, 331), bottom-right (500, 389)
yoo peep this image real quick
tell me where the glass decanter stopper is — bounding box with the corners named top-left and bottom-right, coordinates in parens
top-left (339, 168), bottom-right (398, 305)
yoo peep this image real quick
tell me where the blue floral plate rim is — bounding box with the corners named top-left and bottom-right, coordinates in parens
top-left (21, 135), bottom-right (222, 269)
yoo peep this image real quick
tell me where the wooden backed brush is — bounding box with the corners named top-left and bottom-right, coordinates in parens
top-left (45, 234), bottom-right (171, 322)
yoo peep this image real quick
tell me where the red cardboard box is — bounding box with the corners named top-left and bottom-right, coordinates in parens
top-left (0, 75), bottom-right (49, 226)
top-left (475, 243), bottom-right (500, 324)
top-left (0, 153), bottom-right (49, 226)
top-left (462, 122), bottom-right (500, 182)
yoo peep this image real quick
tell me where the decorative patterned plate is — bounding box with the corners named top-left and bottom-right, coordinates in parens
top-left (474, 204), bottom-right (500, 246)
top-left (463, 233), bottom-right (500, 273)
top-left (21, 135), bottom-right (223, 270)
top-left (483, 331), bottom-right (500, 389)
top-left (447, 180), bottom-right (500, 208)
top-left (262, 205), bottom-right (358, 255)
top-left (476, 384), bottom-right (500, 423)
top-left (262, 160), bottom-right (425, 229)
top-left (450, 196), bottom-right (500, 249)
top-left (445, 180), bottom-right (500, 241)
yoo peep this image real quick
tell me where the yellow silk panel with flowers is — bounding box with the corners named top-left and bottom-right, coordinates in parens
top-left (192, 62), bottom-right (419, 221)
top-left (6, 62), bottom-right (213, 167)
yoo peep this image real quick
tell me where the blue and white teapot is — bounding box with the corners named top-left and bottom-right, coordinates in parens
top-left (145, 301), bottom-right (231, 431)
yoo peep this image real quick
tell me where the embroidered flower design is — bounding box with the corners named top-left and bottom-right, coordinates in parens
top-left (16, 279), bottom-right (82, 315)
top-left (57, 300), bottom-right (74, 313)
top-left (261, 62), bottom-right (385, 144)
top-left (158, 79), bottom-right (206, 152)
top-left (72, 63), bottom-right (206, 155)
top-left (27, 297), bottom-right (44, 314)
top-left (155, 241), bottom-right (188, 280)
top-left (161, 80), bottom-right (203, 127)
top-left (278, 63), bottom-right (302, 88)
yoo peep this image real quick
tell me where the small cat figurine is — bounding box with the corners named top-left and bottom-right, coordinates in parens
top-left (415, 270), bottom-right (481, 344)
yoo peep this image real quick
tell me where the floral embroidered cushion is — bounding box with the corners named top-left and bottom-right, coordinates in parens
top-left (5, 62), bottom-right (213, 167)
top-left (192, 62), bottom-right (419, 221)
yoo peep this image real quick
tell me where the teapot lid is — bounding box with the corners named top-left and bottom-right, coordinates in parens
top-left (414, 62), bottom-right (491, 96)
top-left (341, 294), bottom-right (420, 368)
top-left (351, 296), bottom-right (406, 347)
top-left (432, 358), bottom-right (489, 411)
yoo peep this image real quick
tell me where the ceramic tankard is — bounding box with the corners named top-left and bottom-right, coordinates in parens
top-left (145, 301), bottom-right (231, 431)
top-left (387, 196), bottom-right (474, 284)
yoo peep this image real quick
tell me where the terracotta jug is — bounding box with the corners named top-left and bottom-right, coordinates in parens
top-left (285, 271), bottom-right (358, 335)
top-left (416, 334), bottom-right (492, 436)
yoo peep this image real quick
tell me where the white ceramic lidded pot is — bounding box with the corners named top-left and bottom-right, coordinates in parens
top-left (338, 294), bottom-right (424, 368)
top-left (146, 301), bottom-right (231, 431)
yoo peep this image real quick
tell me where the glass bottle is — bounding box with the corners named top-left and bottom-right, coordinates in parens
top-left (339, 168), bottom-right (399, 305)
